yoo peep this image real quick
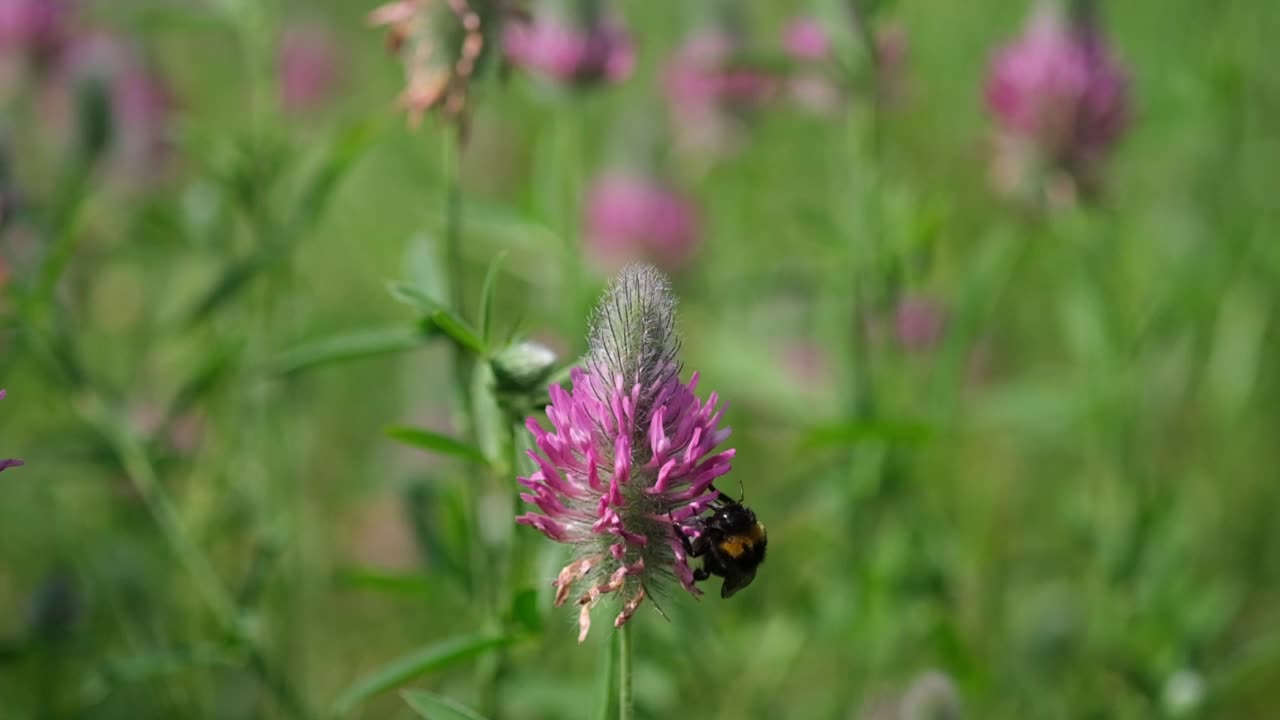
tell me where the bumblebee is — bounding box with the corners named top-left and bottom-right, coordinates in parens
top-left (681, 490), bottom-right (767, 598)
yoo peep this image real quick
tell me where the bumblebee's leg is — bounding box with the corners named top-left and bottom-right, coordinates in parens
top-left (675, 524), bottom-right (711, 559)
top-left (677, 529), bottom-right (714, 585)
top-left (688, 533), bottom-right (711, 558)
top-left (702, 549), bottom-right (730, 578)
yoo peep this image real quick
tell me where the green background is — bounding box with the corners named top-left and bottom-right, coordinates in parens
top-left (2, 0), bottom-right (1278, 718)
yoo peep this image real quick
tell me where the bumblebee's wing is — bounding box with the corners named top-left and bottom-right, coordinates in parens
top-left (720, 567), bottom-right (757, 598)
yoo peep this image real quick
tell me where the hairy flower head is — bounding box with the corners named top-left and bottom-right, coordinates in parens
top-left (516, 265), bottom-right (734, 641)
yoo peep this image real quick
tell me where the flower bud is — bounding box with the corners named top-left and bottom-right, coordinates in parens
top-left (491, 340), bottom-right (559, 392)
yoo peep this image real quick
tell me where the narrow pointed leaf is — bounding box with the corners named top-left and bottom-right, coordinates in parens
top-left (402, 690), bottom-right (492, 720)
top-left (184, 121), bottom-right (375, 326)
top-left (284, 120), bottom-right (378, 234)
top-left (183, 249), bottom-right (281, 327)
top-left (385, 426), bottom-right (490, 466)
top-left (388, 283), bottom-right (445, 313)
top-left (478, 251), bottom-right (507, 343)
top-left (428, 310), bottom-right (487, 356)
top-left (167, 341), bottom-right (242, 416)
top-left (269, 326), bottom-right (425, 376)
top-left (331, 632), bottom-right (512, 715)
top-left (388, 283), bottom-right (487, 356)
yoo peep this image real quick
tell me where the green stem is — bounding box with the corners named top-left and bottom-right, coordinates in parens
top-left (596, 628), bottom-right (620, 720)
top-left (841, 0), bottom-right (885, 423)
top-left (442, 136), bottom-right (475, 432)
top-left (618, 623), bottom-right (634, 720)
top-left (81, 394), bottom-right (238, 630)
top-left (32, 174), bottom-right (89, 312)
top-left (441, 132), bottom-right (502, 715)
top-left (78, 394), bottom-right (309, 719)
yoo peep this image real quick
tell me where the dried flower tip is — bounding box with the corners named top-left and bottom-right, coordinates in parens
top-left (371, 0), bottom-right (501, 130)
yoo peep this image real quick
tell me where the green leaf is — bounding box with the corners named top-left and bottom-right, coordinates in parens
top-left (330, 633), bottom-right (512, 715)
top-left (478, 251), bottom-right (508, 343)
top-left (183, 121), bottom-right (376, 326)
top-left (430, 310), bottom-right (488, 357)
top-left (385, 426), bottom-right (490, 466)
top-left (388, 283), bottom-right (488, 356)
top-left (402, 690), bottom-right (492, 720)
top-left (269, 325), bottom-right (426, 376)
top-left (283, 120), bottom-right (378, 236)
top-left (182, 245), bottom-right (283, 327)
top-left (387, 283), bottom-right (451, 315)
top-left (167, 341), bottom-right (243, 417)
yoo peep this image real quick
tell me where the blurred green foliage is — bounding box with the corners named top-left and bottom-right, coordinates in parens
top-left (2, 0), bottom-right (1279, 719)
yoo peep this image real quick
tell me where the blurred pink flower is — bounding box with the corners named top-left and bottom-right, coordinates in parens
top-left (894, 294), bottom-right (946, 353)
top-left (585, 174), bottom-right (701, 272)
top-left (780, 16), bottom-right (843, 115)
top-left (504, 10), bottom-right (633, 86)
top-left (664, 29), bottom-right (777, 154)
top-left (985, 3), bottom-right (1130, 196)
top-left (0, 0), bottom-right (71, 66)
top-left (874, 20), bottom-right (911, 104)
top-left (46, 34), bottom-right (173, 183)
top-left (278, 23), bottom-right (342, 112)
top-left (782, 17), bottom-right (830, 62)
top-left (780, 342), bottom-right (832, 388)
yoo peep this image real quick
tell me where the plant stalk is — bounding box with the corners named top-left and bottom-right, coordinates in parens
top-left (618, 623), bottom-right (634, 720)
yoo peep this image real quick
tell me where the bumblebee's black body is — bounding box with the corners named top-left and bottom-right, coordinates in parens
top-left (682, 493), bottom-right (767, 598)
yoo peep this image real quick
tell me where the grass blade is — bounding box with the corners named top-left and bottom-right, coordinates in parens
top-left (331, 632), bottom-right (512, 715)
top-left (388, 283), bottom-right (488, 356)
top-left (478, 251), bottom-right (508, 343)
top-left (429, 310), bottom-right (487, 356)
top-left (184, 121), bottom-right (376, 327)
top-left (385, 426), bottom-right (490, 466)
top-left (402, 690), bottom-right (492, 720)
top-left (269, 325), bottom-right (426, 376)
